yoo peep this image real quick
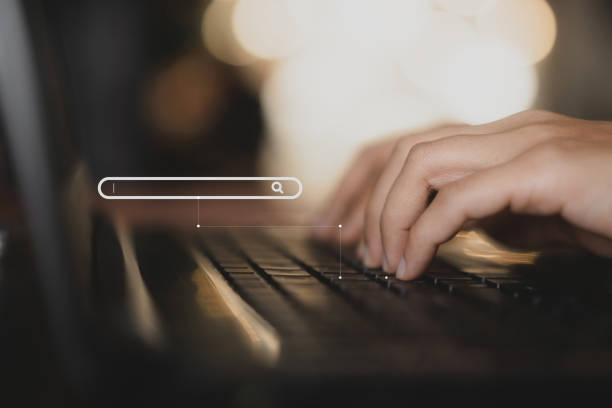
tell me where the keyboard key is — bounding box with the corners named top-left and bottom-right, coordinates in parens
top-left (483, 278), bottom-right (523, 289)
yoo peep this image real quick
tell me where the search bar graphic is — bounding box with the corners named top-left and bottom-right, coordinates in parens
top-left (98, 177), bottom-right (302, 200)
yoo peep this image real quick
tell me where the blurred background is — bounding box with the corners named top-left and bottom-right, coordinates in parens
top-left (3, 0), bottom-right (612, 208)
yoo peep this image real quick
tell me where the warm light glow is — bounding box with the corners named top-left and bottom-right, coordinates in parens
top-left (146, 54), bottom-right (224, 138)
top-left (196, 0), bottom-right (558, 205)
top-left (439, 39), bottom-right (537, 124)
top-left (439, 229), bottom-right (539, 272)
top-left (287, 0), bottom-right (431, 56)
top-left (400, 11), bottom-right (476, 94)
top-left (476, 0), bottom-right (557, 64)
top-left (435, 0), bottom-right (498, 16)
top-left (261, 50), bottom-right (442, 204)
top-left (202, 0), bottom-right (255, 66)
top-left (233, 0), bottom-right (303, 59)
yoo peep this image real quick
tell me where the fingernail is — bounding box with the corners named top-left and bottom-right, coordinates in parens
top-left (382, 254), bottom-right (389, 272)
top-left (396, 258), bottom-right (406, 279)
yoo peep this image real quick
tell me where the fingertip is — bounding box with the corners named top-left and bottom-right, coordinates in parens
top-left (402, 259), bottom-right (425, 280)
top-left (396, 258), bottom-right (407, 279)
top-left (401, 245), bottom-right (435, 280)
top-left (398, 257), bottom-right (424, 280)
top-left (363, 245), bottom-right (381, 268)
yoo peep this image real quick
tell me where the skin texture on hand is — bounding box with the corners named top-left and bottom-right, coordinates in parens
top-left (315, 110), bottom-right (612, 280)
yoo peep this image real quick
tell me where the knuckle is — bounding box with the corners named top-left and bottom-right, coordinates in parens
top-left (397, 136), bottom-right (416, 153)
top-left (397, 134), bottom-right (434, 154)
top-left (405, 141), bottom-right (432, 168)
top-left (522, 109), bottom-right (557, 121)
top-left (444, 133), bottom-right (477, 146)
top-left (528, 140), bottom-right (571, 169)
top-left (526, 121), bottom-right (565, 138)
top-left (402, 141), bottom-right (437, 181)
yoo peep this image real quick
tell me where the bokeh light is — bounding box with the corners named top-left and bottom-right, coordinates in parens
top-left (232, 0), bottom-right (303, 59)
top-left (202, 0), bottom-right (255, 66)
top-left (399, 10), bottom-right (476, 95)
top-left (261, 50), bottom-right (442, 202)
top-left (200, 0), bottom-right (557, 204)
top-left (476, 0), bottom-right (557, 64)
top-left (288, 0), bottom-right (431, 56)
top-left (147, 54), bottom-right (225, 139)
top-left (440, 39), bottom-right (537, 124)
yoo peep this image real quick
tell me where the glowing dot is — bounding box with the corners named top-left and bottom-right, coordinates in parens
top-left (196, 224), bottom-right (201, 228)
top-left (338, 224), bottom-right (342, 228)
top-left (338, 276), bottom-right (343, 280)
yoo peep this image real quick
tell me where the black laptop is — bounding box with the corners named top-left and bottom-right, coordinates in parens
top-left (2, 1), bottom-right (612, 405)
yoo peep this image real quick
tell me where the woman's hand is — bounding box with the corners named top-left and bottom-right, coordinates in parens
top-left (313, 124), bottom-right (466, 245)
top-left (318, 109), bottom-right (612, 280)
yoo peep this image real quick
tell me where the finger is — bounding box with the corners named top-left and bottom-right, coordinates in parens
top-left (396, 150), bottom-right (561, 280)
top-left (380, 124), bottom-right (565, 272)
top-left (362, 125), bottom-right (468, 266)
top-left (362, 110), bottom-right (553, 268)
top-left (314, 142), bottom-right (393, 236)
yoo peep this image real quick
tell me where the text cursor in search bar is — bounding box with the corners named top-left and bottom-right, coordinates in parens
top-left (98, 177), bottom-right (302, 200)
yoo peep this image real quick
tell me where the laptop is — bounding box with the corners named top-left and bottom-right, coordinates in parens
top-left (2, 0), bottom-right (612, 405)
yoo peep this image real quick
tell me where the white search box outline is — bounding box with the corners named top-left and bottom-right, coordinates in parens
top-left (97, 177), bottom-right (303, 200)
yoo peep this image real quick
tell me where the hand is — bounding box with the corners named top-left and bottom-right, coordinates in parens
top-left (313, 124), bottom-right (464, 245)
top-left (364, 109), bottom-right (612, 279)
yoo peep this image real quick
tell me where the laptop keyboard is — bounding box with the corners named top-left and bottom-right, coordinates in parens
top-left (194, 230), bottom-right (612, 348)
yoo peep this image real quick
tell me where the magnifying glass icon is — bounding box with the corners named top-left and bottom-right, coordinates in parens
top-left (271, 181), bottom-right (284, 194)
